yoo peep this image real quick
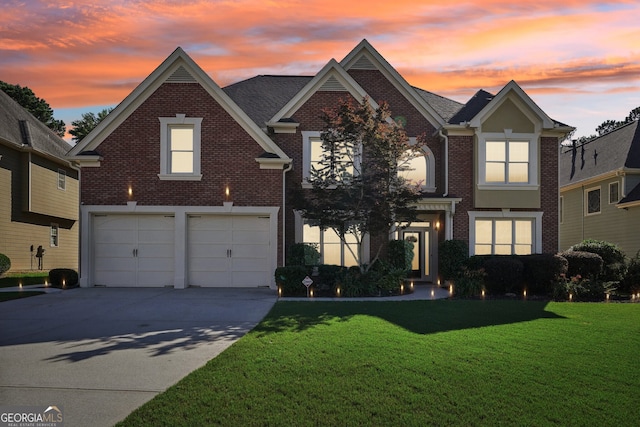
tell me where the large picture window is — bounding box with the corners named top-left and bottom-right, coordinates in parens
top-left (296, 212), bottom-right (368, 267)
top-left (469, 211), bottom-right (542, 255)
top-left (159, 114), bottom-right (202, 180)
top-left (303, 222), bottom-right (358, 267)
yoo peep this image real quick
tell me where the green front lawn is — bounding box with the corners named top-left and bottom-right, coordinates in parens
top-left (118, 300), bottom-right (639, 426)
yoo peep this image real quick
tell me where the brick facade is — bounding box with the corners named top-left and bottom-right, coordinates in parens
top-left (81, 83), bottom-right (282, 208)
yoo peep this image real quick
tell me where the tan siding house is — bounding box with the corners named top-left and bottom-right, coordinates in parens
top-left (0, 90), bottom-right (78, 271)
top-left (560, 121), bottom-right (640, 258)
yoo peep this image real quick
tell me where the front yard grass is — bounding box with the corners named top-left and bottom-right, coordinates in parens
top-left (118, 300), bottom-right (639, 426)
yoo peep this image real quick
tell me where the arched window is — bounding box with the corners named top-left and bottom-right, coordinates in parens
top-left (398, 138), bottom-right (436, 192)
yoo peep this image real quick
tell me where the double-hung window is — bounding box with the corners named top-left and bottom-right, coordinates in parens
top-left (302, 131), bottom-right (358, 187)
top-left (158, 114), bottom-right (203, 180)
top-left (485, 140), bottom-right (529, 183)
top-left (57, 169), bottom-right (66, 190)
top-left (478, 133), bottom-right (538, 189)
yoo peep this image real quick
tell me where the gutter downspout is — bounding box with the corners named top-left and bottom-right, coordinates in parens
top-left (439, 129), bottom-right (449, 197)
top-left (282, 161), bottom-right (293, 266)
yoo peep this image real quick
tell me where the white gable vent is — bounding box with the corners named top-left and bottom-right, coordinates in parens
top-left (350, 54), bottom-right (376, 70)
top-left (319, 76), bottom-right (347, 92)
top-left (166, 66), bottom-right (197, 83)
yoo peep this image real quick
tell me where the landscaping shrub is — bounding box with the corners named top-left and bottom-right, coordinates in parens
top-left (439, 239), bottom-right (468, 280)
top-left (275, 265), bottom-right (311, 296)
top-left (569, 240), bottom-right (627, 283)
top-left (561, 250), bottom-right (603, 279)
top-left (453, 267), bottom-right (486, 298)
top-left (622, 251), bottom-right (640, 294)
top-left (48, 268), bottom-right (79, 288)
top-left (553, 273), bottom-right (615, 302)
top-left (521, 253), bottom-right (568, 296)
top-left (374, 267), bottom-right (407, 293)
top-left (465, 255), bottom-right (492, 272)
top-left (387, 239), bottom-right (413, 271)
top-left (0, 253), bottom-right (10, 275)
top-left (338, 266), bottom-right (371, 297)
top-left (286, 243), bottom-right (320, 266)
top-left (483, 256), bottom-right (524, 295)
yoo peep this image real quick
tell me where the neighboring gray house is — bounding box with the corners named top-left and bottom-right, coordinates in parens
top-left (559, 120), bottom-right (640, 258)
top-left (0, 90), bottom-right (79, 271)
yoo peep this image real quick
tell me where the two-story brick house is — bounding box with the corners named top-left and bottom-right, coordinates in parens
top-left (0, 90), bottom-right (79, 271)
top-left (68, 40), bottom-right (572, 288)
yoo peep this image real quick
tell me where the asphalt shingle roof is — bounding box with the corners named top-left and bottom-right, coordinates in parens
top-left (0, 90), bottom-right (72, 160)
top-left (559, 120), bottom-right (640, 187)
top-left (448, 90), bottom-right (494, 124)
top-left (412, 86), bottom-right (464, 122)
top-left (223, 75), bottom-right (312, 127)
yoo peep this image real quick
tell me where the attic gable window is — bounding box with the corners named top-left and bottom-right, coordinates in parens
top-left (158, 114), bottom-right (203, 181)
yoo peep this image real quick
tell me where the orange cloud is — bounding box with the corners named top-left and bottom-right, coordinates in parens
top-left (1, 0), bottom-right (638, 116)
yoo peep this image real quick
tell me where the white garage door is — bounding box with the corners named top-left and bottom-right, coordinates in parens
top-left (188, 215), bottom-right (271, 287)
top-left (93, 215), bottom-right (175, 287)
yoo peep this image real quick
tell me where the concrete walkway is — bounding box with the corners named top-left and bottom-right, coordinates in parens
top-left (280, 283), bottom-right (451, 301)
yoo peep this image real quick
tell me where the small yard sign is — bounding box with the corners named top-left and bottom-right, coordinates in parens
top-left (302, 276), bottom-right (313, 297)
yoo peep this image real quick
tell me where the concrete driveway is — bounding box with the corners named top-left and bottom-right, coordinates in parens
top-left (0, 287), bottom-right (277, 427)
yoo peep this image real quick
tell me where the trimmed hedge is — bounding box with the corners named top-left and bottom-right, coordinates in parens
top-left (0, 253), bottom-right (10, 275)
top-left (48, 268), bottom-right (79, 288)
top-left (483, 257), bottom-right (524, 294)
top-left (560, 250), bottom-right (603, 279)
top-left (568, 240), bottom-right (626, 283)
top-left (464, 254), bottom-right (568, 297)
top-left (521, 254), bottom-right (568, 295)
top-left (439, 239), bottom-right (469, 280)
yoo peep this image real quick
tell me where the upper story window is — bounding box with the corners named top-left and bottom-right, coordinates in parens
top-left (477, 133), bottom-right (538, 189)
top-left (398, 138), bottom-right (436, 192)
top-left (158, 114), bottom-right (203, 181)
top-left (57, 169), bottom-right (66, 190)
top-left (609, 181), bottom-right (620, 204)
top-left (302, 131), bottom-right (359, 187)
top-left (585, 186), bottom-right (601, 215)
top-left (485, 140), bottom-right (529, 183)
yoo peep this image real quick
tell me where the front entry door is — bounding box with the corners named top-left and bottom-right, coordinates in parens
top-left (401, 222), bottom-right (434, 282)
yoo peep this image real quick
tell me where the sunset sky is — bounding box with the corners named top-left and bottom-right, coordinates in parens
top-left (2, 0), bottom-right (639, 141)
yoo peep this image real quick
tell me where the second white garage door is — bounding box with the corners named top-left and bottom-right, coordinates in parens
top-left (188, 215), bottom-right (271, 287)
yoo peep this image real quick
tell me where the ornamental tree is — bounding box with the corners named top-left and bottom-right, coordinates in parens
top-left (294, 97), bottom-right (423, 272)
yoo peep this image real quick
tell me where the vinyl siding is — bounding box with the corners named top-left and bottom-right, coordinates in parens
top-left (0, 145), bottom-right (79, 271)
top-left (560, 177), bottom-right (640, 257)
